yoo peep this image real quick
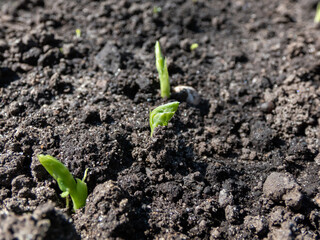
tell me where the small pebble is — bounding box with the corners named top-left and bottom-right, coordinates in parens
top-left (260, 101), bottom-right (275, 113)
top-left (173, 85), bottom-right (201, 105)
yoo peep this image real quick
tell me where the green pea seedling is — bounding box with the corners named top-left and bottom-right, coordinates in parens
top-left (153, 6), bottom-right (161, 14)
top-left (315, 2), bottom-right (320, 23)
top-left (75, 28), bottom-right (81, 38)
top-left (190, 43), bottom-right (199, 51)
top-left (150, 101), bottom-right (179, 136)
top-left (155, 41), bottom-right (170, 98)
top-left (38, 154), bottom-right (88, 211)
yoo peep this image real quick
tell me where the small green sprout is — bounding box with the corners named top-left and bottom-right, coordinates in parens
top-left (190, 43), bottom-right (199, 51)
top-left (38, 154), bottom-right (88, 211)
top-left (315, 2), bottom-right (320, 23)
top-left (153, 6), bottom-right (162, 14)
top-left (155, 41), bottom-right (170, 99)
top-left (75, 28), bottom-right (81, 38)
top-left (150, 101), bottom-right (179, 136)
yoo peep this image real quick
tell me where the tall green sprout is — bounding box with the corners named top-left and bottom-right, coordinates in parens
top-left (155, 41), bottom-right (170, 98)
top-left (315, 2), bottom-right (320, 23)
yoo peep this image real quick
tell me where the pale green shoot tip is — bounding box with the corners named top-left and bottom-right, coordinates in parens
top-left (76, 28), bottom-right (81, 38)
top-left (315, 2), bottom-right (320, 23)
top-left (153, 6), bottom-right (162, 14)
top-left (190, 43), bottom-right (199, 51)
top-left (155, 41), bottom-right (170, 99)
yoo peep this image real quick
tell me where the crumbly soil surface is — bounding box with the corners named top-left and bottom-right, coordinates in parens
top-left (1, 0), bottom-right (320, 239)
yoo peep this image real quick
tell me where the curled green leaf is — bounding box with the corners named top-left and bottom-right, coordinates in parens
top-left (38, 154), bottom-right (88, 210)
top-left (150, 101), bottom-right (179, 136)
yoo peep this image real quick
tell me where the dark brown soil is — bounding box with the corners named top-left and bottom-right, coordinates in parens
top-left (1, 0), bottom-right (320, 239)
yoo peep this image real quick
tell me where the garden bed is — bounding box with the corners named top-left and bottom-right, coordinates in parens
top-left (0, 0), bottom-right (320, 239)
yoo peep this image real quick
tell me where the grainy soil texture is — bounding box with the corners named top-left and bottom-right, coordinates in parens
top-left (1, 0), bottom-right (320, 239)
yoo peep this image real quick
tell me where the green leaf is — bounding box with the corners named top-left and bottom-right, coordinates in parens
top-left (71, 178), bottom-right (88, 210)
top-left (38, 154), bottom-right (88, 210)
top-left (155, 41), bottom-right (170, 98)
top-left (38, 155), bottom-right (76, 193)
top-left (150, 101), bottom-right (179, 136)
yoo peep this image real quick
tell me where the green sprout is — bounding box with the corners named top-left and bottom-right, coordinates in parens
top-left (75, 28), bottom-right (81, 38)
top-left (190, 43), bottom-right (199, 51)
top-left (155, 41), bottom-right (170, 98)
top-left (315, 2), bottom-right (320, 23)
top-left (153, 6), bottom-right (162, 14)
top-left (38, 154), bottom-right (88, 211)
top-left (150, 101), bottom-right (179, 136)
